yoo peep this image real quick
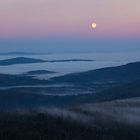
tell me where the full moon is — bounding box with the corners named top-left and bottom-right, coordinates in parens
top-left (92, 23), bottom-right (97, 29)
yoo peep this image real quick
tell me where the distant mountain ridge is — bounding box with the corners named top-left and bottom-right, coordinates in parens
top-left (0, 61), bottom-right (140, 88)
top-left (0, 57), bottom-right (94, 66)
top-left (25, 70), bottom-right (56, 75)
top-left (0, 52), bottom-right (45, 55)
top-left (0, 61), bottom-right (140, 109)
top-left (52, 61), bottom-right (140, 86)
top-left (0, 57), bottom-right (46, 65)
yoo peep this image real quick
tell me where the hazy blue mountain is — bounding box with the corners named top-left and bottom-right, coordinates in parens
top-left (25, 70), bottom-right (56, 75)
top-left (0, 57), bottom-right (46, 65)
top-left (0, 57), bottom-right (94, 66)
top-left (0, 61), bottom-right (140, 109)
top-left (0, 61), bottom-right (140, 88)
top-left (52, 61), bottom-right (140, 86)
top-left (46, 59), bottom-right (94, 63)
top-left (0, 52), bottom-right (43, 55)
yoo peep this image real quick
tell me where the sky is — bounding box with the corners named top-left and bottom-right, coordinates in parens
top-left (0, 0), bottom-right (140, 52)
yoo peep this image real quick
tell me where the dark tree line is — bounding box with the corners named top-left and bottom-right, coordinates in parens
top-left (0, 113), bottom-right (140, 140)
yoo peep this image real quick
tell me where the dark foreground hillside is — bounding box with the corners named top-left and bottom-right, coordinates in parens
top-left (0, 113), bottom-right (140, 140)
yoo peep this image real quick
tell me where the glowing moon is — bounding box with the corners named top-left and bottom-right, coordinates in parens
top-left (92, 23), bottom-right (97, 29)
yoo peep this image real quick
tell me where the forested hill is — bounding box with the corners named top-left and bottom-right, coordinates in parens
top-left (52, 61), bottom-right (140, 85)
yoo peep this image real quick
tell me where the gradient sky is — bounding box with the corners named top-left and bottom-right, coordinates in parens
top-left (0, 0), bottom-right (140, 52)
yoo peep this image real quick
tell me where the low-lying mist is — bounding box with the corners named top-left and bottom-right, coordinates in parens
top-left (7, 97), bottom-right (140, 127)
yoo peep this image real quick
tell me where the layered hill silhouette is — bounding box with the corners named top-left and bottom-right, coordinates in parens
top-left (0, 61), bottom-right (140, 109)
top-left (0, 57), bottom-right (46, 65)
top-left (0, 61), bottom-right (140, 87)
top-left (25, 70), bottom-right (56, 75)
top-left (0, 57), bottom-right (94, 66)
top-left (0, 79), bottom-right (140, 109)
top-left (52, 61), bottom-right (140, 86)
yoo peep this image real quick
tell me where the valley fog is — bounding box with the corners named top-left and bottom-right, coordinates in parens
top-left (0, 52), bottom-right (140, 77)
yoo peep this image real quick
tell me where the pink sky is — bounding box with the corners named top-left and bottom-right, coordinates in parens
top-left (0, 0), bottom-right (140, 39)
